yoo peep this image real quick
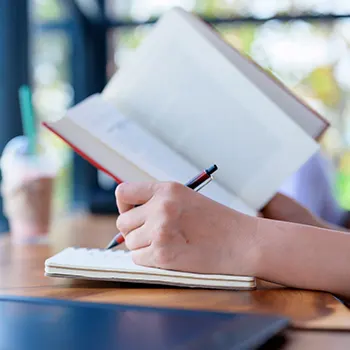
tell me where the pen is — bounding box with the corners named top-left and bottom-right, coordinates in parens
top-left (105, 164), bottom-right (218, 250)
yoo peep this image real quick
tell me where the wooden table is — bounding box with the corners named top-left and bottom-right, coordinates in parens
top-left (1, 214), bottom-right (350, 349)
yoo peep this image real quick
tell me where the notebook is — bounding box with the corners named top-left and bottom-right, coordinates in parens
top-left (45, 248), bottom-right (256, 290)
top-left (43, 7), bottom-right (326, 216)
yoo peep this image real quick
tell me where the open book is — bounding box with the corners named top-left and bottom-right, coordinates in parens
top-left (45, 248), bottom-right (256, 290)
top-left (43, 7), bottom-right (327, 215)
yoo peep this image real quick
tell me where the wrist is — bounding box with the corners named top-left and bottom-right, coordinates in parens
top-left (252, 217), bottom-right (299, 283)
top-left (246, 216), bottom-right (264, 278)
top-left (228, 212), bottom-right (262, 277)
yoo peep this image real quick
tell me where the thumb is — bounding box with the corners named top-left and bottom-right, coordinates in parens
top-left (115, 182), bottom-right (158, 214)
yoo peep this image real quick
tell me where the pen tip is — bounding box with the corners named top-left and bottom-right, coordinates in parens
top-left (105, 239), bottom-right (117, 250)
top-left (207, 164), bottom-right (218, 175)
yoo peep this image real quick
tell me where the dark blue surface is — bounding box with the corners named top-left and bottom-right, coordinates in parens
top-left (0, 296), bottom-right (289, 350)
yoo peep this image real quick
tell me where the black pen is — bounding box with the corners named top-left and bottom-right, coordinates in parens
top-left (105, 164), bottom-right (218, 250)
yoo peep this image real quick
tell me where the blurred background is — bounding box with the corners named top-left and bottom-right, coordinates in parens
top-left (1, 0), bottom-right (350, 232)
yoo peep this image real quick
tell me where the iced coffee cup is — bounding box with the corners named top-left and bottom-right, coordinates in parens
top-left (0, 136), bottom-right (59, 244)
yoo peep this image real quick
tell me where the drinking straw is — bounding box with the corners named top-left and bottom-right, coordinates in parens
top-left (18, 85), bottom-right (36, 154)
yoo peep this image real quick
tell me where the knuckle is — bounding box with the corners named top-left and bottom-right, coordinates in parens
top-left (153, 222), bottom-right (171, 244)
top-left (116, 214), bottom-right (129, 233)
top-left (160, 198), bottom-right (179, 218)
top-left (160, 182), bottom-right (183, 197)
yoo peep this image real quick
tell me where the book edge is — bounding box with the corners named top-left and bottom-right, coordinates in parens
top-left (43, 121), bottom-right (125, 184)
top-left (175, 7), bottom-right (329, 139)
top-left (45, 269), bottom-right (256, 290)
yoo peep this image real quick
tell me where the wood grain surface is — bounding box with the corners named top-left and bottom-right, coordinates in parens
top-left (1, 214), bottom-right (350, 349)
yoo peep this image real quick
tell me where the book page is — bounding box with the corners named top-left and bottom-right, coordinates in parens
top-left (185, 10), bottom-right (328, 139)
top-left (103, 8), bottom-right (319, 210)
top-left (55, 95), bottom-right (256, 215)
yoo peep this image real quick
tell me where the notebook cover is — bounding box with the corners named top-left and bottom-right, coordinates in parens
top-left (0, 296), bottom-right (289, 350)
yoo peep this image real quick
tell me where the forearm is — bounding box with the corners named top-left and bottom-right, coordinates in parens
top-left (307, 215), bottom-right (349, 232)
top-left (264, 203), bottom-right (349, 232)
top-left (262, 193), bottom-right (349, 232)
top-left (254, 218), bottom-right (350, 298)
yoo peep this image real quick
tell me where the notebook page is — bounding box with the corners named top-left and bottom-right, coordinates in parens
top-left (61, 95), bottom-right (256, 215)
top-left (103, 8), bottom-right (319, 210)
top-left (45, 248), bottom-right (254, 282)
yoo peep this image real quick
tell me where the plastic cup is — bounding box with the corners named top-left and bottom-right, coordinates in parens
top-left (0, 136), bottom-right (60, 244)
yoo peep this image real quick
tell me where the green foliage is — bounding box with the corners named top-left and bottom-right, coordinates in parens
top-left (303, 66), bottom-right (341, 108)
top-left (34, 0), bottom-right (67, 21)
top-left (200, 0), bottom-right (220, 17)
top-left (118, 26), bottom-right (151, 49)
top-left (235, 24), bottom-right (257, 54)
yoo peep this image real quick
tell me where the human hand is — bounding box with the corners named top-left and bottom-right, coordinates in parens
top-left (115, 182), bottom-right (259, 276)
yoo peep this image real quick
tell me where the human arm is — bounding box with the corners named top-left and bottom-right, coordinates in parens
top-left (262, 193), bottom-right (348, 232)
top-left (275, 150), bottom-right (349, 231)
top-left (256, 217), bottom-right (350, 298)
top-left (115, 182), bottom-right (350, 299)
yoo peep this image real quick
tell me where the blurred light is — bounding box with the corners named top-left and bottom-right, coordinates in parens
top-left (333, 0), bottom-right (350, 15)
top-left (251, 21), bottom-right (333, 76)
top-left (34, 84), bottom-right (73, 121)
top-left (34, 63), bottom-right (58, 86)
top-left (130, 0), bottom-right (196, 21)
top-left (246, 0), bottom-right (290, 19)
top-left (334, 51), bottom-right (350, 90)
top-left (291, 0), bottom-right (330, 12)
top-left (98, 171), bottom-right (115, 190)
top-left (335, 19), bottom-right (350, 41)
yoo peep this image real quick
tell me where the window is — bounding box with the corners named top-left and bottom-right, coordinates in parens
top-left (31, 0), bottom-right (74, 219)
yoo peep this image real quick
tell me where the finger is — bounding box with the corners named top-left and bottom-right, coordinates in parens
top-left (115, 184), bottom-right (133, 213)
top-left (116, 182), bottom-right (158, 214)
top-left (124, 226), bottom-right (152, 251)
top-left (116, 206), bottom-right (146, 236)
top-left (116, 201), bottom-right (133, 214)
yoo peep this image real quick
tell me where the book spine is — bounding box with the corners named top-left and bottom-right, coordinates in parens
top-left (42, 122), bottom-right (123, 184)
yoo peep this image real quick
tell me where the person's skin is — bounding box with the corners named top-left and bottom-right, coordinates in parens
top-left (115, 182), bottom-right (350, 299)
top-left (261, 193), bottom-right (349, 232)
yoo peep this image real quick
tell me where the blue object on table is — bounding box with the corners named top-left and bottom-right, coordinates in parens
top-left (0, 296), bottom-right (289, 350)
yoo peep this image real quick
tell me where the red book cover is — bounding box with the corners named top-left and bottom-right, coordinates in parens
top-left (42, 122), bottom-right (123, 185)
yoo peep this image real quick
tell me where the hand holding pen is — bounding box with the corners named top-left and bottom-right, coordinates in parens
top-left (106, 164), bottom-right (218, 249)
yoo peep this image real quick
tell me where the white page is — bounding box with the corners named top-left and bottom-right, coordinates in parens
top-left (185, 10), bottom-right (328, 139)
top-left (103, 8), bottom-right (319, 210)
top-left (46, 248), bottom-right (254, 281)
top-left (57, 95), bottom-right (256, 215)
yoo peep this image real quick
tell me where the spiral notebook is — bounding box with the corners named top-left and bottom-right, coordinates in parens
top-left (45, 248), bottom-right (256, 290)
